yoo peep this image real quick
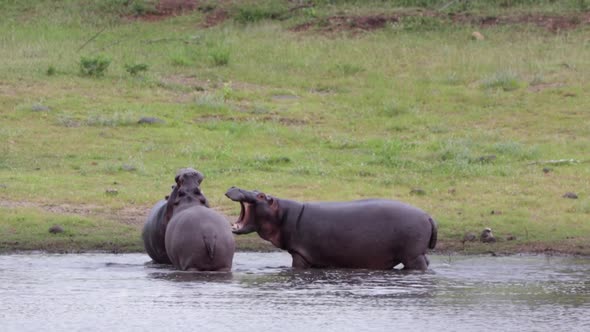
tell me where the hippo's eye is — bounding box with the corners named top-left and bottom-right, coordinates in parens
top-left (256, 193), bottom-right (266, 200)
top-left (178, 191), bottom-right (186, 197)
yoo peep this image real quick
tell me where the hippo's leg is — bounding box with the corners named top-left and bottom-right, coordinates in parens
top-left (402, 254), bottom-right (429, 271)
top-left (291, 252), bottom-right (311, 269)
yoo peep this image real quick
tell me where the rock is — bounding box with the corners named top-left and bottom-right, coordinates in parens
top-left (121, 164), bottom-right (137, 172)
top-left (272, 94), bottom-right (299, 100)
top-left (562, 192), bottom-right (578, 199)
top-left (490, 210), bottom-right (502, 215)
top-left (138, 117), bottom-right (164, 124)
top-left (31, 104), bottom-right (50, 112)
top-left (542, 167), bottom-right (552, 174)
top-left (480, 227), bottom-right (496, 243)
top-left (105, 188), bottom-right (119, 196)
top-left (0, 184), bottom-right (6, 189)
top-left (506, 235), bottom-right (517, 241)
top-left (471, 31), bottom-right (485, 41)
top-left (49, 225), bottom-right (64, 234)
top-left (463, 232), bottom-right (477, 243)
top-left (410, 188), bottom-right (426, 196)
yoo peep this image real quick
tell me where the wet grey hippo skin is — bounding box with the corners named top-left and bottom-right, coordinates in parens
top-left (141, 168), bottom-right (208, 264)
top-left (225, 187), bottom-right (437, 271)
top-left (164, 173), bottom-right (235, 271)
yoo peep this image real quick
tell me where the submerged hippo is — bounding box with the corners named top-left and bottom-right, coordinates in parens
top-left (164, 173), bottom-right (235, 271)
top-left (142, 168), bottom-right (208, 264)
top-left (225, 187), bottom-right (437, 271)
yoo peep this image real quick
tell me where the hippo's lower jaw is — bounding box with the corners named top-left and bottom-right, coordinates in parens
top-left (232, 224), bottom-right (256, 234)
top-left (231, 202), bottom-right (257, 235)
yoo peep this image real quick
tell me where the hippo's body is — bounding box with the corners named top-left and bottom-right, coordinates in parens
top-left (142, 200), bottom-right (171, 264)
top-left (226, 187), bottom-right (437, 271)
top-left (165, 206), bottom-right (235, 271)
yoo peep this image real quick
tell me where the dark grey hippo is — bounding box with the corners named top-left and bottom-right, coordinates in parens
top-left (225, 187), bottom-right (437, 271)
top-left (164, 173), bottom-right (235, 271)
top-left (142, 168), bottom-right (208, 264)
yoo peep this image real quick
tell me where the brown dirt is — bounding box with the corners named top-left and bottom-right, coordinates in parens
top-left (291, 11), bottom-right (590, 34)
top-left (127, 1), bottom-right (590, 33)
top-left (450, 12), bottom-right (590, 32)
top-left (195, 114), bottom-right (310, 126)
top-left (0, 199), bottom-right (150, 228)
top-left (201, 9), bottom-right (229, 28)
top-left (126, 0), bottom-right (229, 27)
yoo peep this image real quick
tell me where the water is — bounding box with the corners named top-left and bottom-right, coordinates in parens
top-left (0, 252), bottom-right (589, 332)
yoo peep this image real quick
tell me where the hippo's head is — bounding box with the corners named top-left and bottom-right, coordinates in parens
top-left (175, 168), bottom-right (204, 189)
top-left (165, 168), bottom-right (209, 223)
top-left (172, 168), bottom-right (209, 209)
top-left (225, 186), bottom-right (281, 237)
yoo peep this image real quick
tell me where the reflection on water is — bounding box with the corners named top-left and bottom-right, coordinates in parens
top-left (0, 252), bottom-right (589, 331)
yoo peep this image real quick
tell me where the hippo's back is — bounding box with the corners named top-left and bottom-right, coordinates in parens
top-left (297, 199), bottom-right (434, 267)
top-left (165, 206), bottom-right (235, 271)
top-left (305, 199), bottom-right (430, 229)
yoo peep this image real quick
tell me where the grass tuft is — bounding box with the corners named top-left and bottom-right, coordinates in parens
top-left (480, 71), bottom-right (522, 91)
top-left (80, 55), bottom-right (111, 77)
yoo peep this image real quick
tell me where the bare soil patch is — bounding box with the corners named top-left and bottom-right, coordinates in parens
top-left (127, 0), bottom-right (229, 27)
top-left (201, 9), bottom-right (229, 28)
top-left (195, 114), bottom-right (310, 126)
top-left (450, 12), bottom-right (590, 32)
top-left (0, 199), bottom-right (150, 228)
top-left (292, 11), bottom-right (590, 34)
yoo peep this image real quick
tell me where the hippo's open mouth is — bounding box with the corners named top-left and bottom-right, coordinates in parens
top-left (232, 202), bottom-right (255, 234)
top-left (225, 187), bottom-right (257, 234)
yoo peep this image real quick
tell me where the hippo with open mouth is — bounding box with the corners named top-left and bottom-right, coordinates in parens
top-left (225, 187), bottom-right (437, 270)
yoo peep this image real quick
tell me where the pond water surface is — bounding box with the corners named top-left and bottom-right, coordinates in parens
top-left (0, 252), bottom-right (589, 331)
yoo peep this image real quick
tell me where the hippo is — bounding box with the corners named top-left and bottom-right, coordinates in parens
top-left (225, 187), bottom-right (437, 271)
top-left (141, 168), bottom-right (208, 264)
top-left (164, 173), bottom-right (235, 271)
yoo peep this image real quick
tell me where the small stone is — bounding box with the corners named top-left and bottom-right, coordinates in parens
top-left (490, 210), bottom-right (502, 215)
top-left (506, 235), bottom-right (517, 241)
top-left (31, 104), bottom-right (50, 112)
top-left (49, 225), bottom-right (64, 234)
top-left (105, 188), bottom-right (119, 196)
top-left (121, 164), bottom-right (137, 172)
top-left (463, 232), bottom-right (477, 242)
top-left (448, 188), bottom-right (456, 195)
top-left (563, 192), bottom-right (578, 199)
top-left (410, 188), bottom-right (426, 196)
top-left (542, 167), bottom-right (552, 174)
top-left (471, 31), bottom-right (485, 41)
top-left (480, 227), bottom-right (496, 243)
top-left (138, 117), bottom-right (164, 124)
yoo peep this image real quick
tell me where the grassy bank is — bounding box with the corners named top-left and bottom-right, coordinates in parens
top-left (1, 0), bottom-right (589, 255)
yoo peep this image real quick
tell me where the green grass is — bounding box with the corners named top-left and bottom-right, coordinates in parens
top-left (1, 0), bottom-right (589, 254)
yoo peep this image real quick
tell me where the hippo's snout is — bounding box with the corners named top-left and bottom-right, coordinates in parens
top-left (225, 187), bottom-right (257, 203)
